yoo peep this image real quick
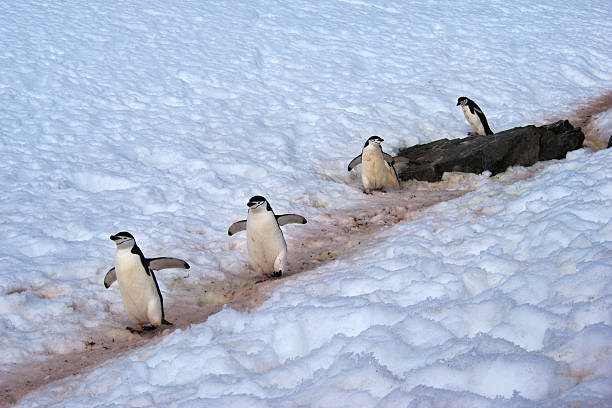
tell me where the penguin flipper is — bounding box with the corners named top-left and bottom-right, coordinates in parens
top-left (384, 161), bottom-right (400, 190)
top-left (347, 154), bottom-right (362, 171)
top-left (104, 268), bottom-right (117, 288)
top-left (468, 100), bottom-right (483, 116)
top-left (475, 110), bottom-right (493, 135)
top-left (228, 220), bottom-right (247, 236)
top-left (148, 257), bottom-right (190, 270)
top-left (382, 152), bottom-right (395, 165)
top-left (276, 214), bottom-right (307, 226)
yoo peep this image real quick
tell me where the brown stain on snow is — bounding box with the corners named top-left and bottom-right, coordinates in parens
top-left (3, 90), bottom-right (612, 406)
top-left (0, 188), bottom-right (465, 406)
top-left (563, 90), bottom-right (612, 150)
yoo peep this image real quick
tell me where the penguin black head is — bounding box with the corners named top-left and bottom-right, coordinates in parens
top-left (457, 97), bottom-right (470, 107)
top-left (110, 231), bottom-right (135, 247)
top-left (364, 135), bottom-right (384, 148)
top-left (247, 196), bottom-right (272, 212)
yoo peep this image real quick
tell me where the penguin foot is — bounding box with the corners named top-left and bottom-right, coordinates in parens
top-left (467, 131), bottom-right (478, 136)
top-left (258, 271), bottom-right (282, 282)
top-left (363, 189), bottom-right (372, 195)
top-left (126, 325), bottom-right (144, 334)
top-left (162, 319), bottom-right (173, 326)
top-left (127, 324), bottom-right (163, 334)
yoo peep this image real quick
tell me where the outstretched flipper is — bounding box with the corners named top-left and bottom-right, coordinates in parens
top-left (349, 152), bottom-right (395, 171)
top-left (148, 257), bottom-right (190, 271)
top-left (276, 214), bottom-right (307, 226)
top-left (228, 220), bottom-right (247, 236)
top-left (104, 258), bottom-right (189, 289)
top-left (382, 152), bottom-right (395, 165)
top-left (347, 154), bottom-right (362, 171)
top-left (104, 268), bottom-right (117, 289)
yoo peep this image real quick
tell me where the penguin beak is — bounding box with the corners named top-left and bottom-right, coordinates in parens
top-left (247, 200), bottom-right (264, 208)
top-left (110, 234), bottom-right (125, 243)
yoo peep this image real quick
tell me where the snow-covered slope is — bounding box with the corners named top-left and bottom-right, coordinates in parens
top-left (1, 0), bottom-right (612, 406)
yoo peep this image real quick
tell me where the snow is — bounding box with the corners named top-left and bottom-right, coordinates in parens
top-left (1, 0), bottom-right (612, 406)
top-left (588, 109), bottom-right (612, 147)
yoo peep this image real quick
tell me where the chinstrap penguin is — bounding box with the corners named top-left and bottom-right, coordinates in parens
top-left (457, 96), bottom-right (494, 136)
top-left (228, 196), bottom-right (306, 280)
top-left (348, 136), bottom-right (400, 194)
top-left (106, 231), bottom-right (190, 333)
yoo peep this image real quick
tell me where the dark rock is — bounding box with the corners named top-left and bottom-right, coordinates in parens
top-left (397, 120), bottom-right (584, 182)
top-left (538, 120), bottom-right (585, 161)
top-left (608, 135), bottom-right (612, 148)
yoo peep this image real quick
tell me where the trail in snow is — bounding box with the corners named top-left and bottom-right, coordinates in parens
top-left (1, 186), bottom-right (467, 406)
top-left (3, 96), bottom-right (611, 406)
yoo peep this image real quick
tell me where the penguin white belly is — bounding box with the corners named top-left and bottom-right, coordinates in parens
top-left (115, 250), bottom-right (162, 325)
top-left (462, 106), bottom-right (485, 135)
top-left (361, 146), bottom-right (387, 190)
top-left (247, 212), bottom-right (286, 275)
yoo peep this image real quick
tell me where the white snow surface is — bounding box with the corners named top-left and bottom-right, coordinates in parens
top-left (1, 0), bottom-right (612, 406)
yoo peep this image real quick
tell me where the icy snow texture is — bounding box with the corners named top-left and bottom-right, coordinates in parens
top-left (1, 0), bottom-right (612, 406)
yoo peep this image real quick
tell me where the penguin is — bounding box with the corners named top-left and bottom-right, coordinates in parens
top-left (228, 196), bottom-right (306, 280)
top-left (347, 136), bottom-right (401, 194)
top-left (105, 231), bottom-right (190, 333)
top-left (457, 96), bottom-right (494, 136)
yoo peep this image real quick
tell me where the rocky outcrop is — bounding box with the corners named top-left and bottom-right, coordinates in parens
top-left (396, 120), bottom-right (584, 182)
